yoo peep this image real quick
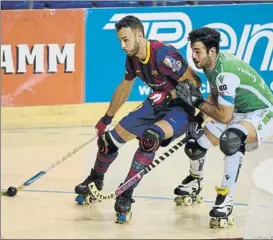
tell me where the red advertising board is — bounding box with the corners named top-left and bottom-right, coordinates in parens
top-left (1, 9), bottom-right (85, 106)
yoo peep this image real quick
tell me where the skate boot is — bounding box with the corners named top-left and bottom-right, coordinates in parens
top-left (174, 172), bottom-right (203, 206)
top-left (74, 168), bottom-right (104, 205)
top-left (114, 187), bottom-right (135, 224)
top-left (209, 186), bottom-right (235, 228)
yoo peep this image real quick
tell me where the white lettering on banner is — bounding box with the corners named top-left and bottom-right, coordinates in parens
top-left (1, 45), bottom-right (15, 74)
top-left (270, 81), bottom-right (273, 91)
top-left (104, 13), bottom-right (273, 72)
top-left (48, 44), bottom-right (75, 73)
top-left (200, 83), bottom-right (211, 95)
top-left (138, 85), bottom-right (151, 95)
top-left (244, 23), bottom-right (273, 71)
top-left (203, 22), bottom-right (273, 72)
top-left (1, 43), bottom-right (75, 74)
top-left (17, 44), bottom-right (45, 73)
top-left (137, 82), bottom-right (210, 96)
top-left (103, 13), bottom-right (192, 49)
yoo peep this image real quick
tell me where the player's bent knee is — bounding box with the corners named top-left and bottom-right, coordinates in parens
top-left (139, 128), bottom-right (162, 153)
top-left (184, 140), bottom-right (207, 160)
top-left (220, 128), bottom-right (247, 156)
top-left (97, 132), bottom-right (119, 154)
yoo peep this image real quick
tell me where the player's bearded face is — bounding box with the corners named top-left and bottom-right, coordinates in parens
top-left (128, 36), bottom-right (140, 56)
top-left (117, 28), bottom-right (140, 56)
top-left (191, 42), bottom-right (212, 69)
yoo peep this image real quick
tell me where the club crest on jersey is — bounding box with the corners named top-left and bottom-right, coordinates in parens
top-left (218, 75), bottom-right (224, 84)
top-left (152, 69), bottom-right (158, 77)
top-left (163, 55), bottom-right (182, 73)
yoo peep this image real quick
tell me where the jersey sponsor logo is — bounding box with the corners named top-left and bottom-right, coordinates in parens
top-left (104, 13), bottom-right (273, 72)
top-left (237, 66), bottom-right (257, 82)
top-left (237, 66), bottom-right (266, 89)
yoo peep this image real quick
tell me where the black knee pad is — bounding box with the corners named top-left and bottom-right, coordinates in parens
top-left (97, 132), bottom-right (118, 154)
top-left (184, 140), bottom-right (207, 160)
top-left (139, 128), bottom-right (162, 153)
top-left (220, 128), bottom-right (247, 156)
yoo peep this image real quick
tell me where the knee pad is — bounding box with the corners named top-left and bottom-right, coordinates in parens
top-left (139, 128), bottom-right (162, 153)
top-left (184, 140), bottom-right (207, 160)
top-left (97, 132), bottom-right (118, 154)
top-left (220, 128), bottom-right (247, 156)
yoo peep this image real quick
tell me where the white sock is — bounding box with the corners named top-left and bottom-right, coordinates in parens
top-left (190, 156), bottom-right (206, 178)
top-left (189, 134), bottom-right (214, 178)
top-left (221, 151), bottom-right (244, 194)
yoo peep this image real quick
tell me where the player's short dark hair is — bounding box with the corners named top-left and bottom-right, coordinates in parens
top-left (188, 27), bottom-right (221, 53)
top-left (115, 15), bottom-right (145, 37)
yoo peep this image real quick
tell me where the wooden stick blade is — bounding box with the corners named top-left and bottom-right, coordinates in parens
top-left (88, 182), bottom-right (116, 201)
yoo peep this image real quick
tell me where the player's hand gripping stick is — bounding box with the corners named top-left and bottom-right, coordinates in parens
top-left (95, 114), bottom-right (114, 136)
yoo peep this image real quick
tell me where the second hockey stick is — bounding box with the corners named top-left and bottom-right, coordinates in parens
top-left (1, 134), bottom-right (97, 196)
top-left (89, 134), bottom-right (191, 201)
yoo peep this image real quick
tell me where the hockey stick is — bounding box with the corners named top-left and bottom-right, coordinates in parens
top-left (1, 134), bottom-right (97, 196)
top-left (89, 134), bottom-right (191, 201)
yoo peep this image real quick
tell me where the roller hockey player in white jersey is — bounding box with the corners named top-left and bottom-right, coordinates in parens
top-left (174, 27), bottom-right (273, 228)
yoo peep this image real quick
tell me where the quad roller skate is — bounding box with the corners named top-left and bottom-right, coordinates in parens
top-left (174, 173), bottom-right (203, 206)
top-left (209, 186), bottom-right (235, 228)
top-left (114, 187), bottom-right (135, 224)
top-left (74, 168), bottom-right (104, 205)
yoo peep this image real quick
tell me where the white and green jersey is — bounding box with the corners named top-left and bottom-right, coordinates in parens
top-left (204, 52), bottom-right (273, 113)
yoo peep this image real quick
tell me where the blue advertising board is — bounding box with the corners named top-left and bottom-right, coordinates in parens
top-left (85, 3), bottom-right (273, 102)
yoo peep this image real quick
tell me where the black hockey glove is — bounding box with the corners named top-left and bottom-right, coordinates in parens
top-left (176, 80), bottom-right (204, 109)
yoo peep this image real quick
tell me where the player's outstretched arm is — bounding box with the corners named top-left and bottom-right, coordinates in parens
top-left (198, 100), bottom-right (234, 124)
top-left (105, 78), bottom-right (135, 117)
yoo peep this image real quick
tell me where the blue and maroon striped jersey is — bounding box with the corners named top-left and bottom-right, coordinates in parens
top-left (124, 40), bottom-right (188, 92)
